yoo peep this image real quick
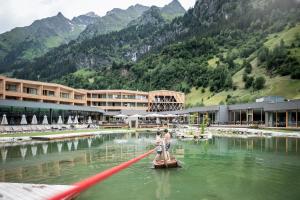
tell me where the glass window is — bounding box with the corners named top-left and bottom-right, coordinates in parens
top-left (23, 87), bottom-right (38, 95)
top-left (74, 94), bottom-right (83, 100)
top-left (6, 84), bottom-right (17, 92)
top-left (43, 90), bottom-right (55, 96)
top-left (60, 92), bottom-right (70, 99)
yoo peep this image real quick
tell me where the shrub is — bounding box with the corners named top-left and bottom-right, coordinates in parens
top-left (253, 76), bottom-right (266, 90)
top-left (245, 76), bottom-right (254, 89)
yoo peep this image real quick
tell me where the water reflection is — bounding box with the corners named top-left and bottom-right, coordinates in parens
top-left (0, 132), bottom-right (154, 183)
top-left (0, 134), bottom-right (299, 188)
top-left (155, 170), bottom-right (170, 200)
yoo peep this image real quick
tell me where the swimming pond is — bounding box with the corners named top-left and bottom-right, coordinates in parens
top-left (0, 133), bottom-right (299, 200)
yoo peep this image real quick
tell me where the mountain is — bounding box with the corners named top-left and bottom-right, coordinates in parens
top-left (11, 6), bottom-right (169, 81)
top-left (160, 0), bottom-right (186, 21)
top-left (77, 0), bottom-right (186, 41)
top-left (0, 0), bottom-right (186, 72)
top-left (0, 12), bottom-right (96, 71)
top-left (5, 0), bottom-right (300, 104)
top-left (77, 4), bottom-right (149, 41)
top-left (71, 12), bottom-right (100, 26)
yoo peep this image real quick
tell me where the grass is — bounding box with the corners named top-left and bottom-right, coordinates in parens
top-left (207, 56), bottom-right (219, 68)
top-left (265, 24), bottom-right (300, 49)
top-left (186, 24), bottom-right (300, 107)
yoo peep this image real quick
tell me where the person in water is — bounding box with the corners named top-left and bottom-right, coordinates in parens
top-left (153, 131), bottom-right (163, 163)
top-left (164, 129), bottom-right (171, 161)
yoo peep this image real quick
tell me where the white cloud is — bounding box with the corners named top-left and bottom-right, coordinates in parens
top-left (0, 0), bottom-right (195, 34)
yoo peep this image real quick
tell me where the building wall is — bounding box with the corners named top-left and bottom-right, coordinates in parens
top-left (0, 76), bottom-right (87, 106)
top-left (148, 90), bottom-right (185, 112)
top-left (0, 76), bottom-right (184, 112)
top-left (85, 89), bottom-right (149, 112)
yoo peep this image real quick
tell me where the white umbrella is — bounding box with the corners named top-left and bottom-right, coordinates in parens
top-left (57, 115), bottom-right (63, 124)
top-left (165, 114), bottom-right (177, 117)
top-left (31, 115), bottom-right (38, 125)
top-left (20, 114), bottom-right (27, 125)
top-left (114, 114), bottom-right (128, 118)
top-left (1, 114), bottom-right (8, 125)
top-left (130, 114), bottom-right (143, 118)
top-left (156, 117), bottom-right (161, 124)
top-left (73, 115), bottom-right (79, 124)
top-left (87, 116), bottom-right (92, 124)
top-left (67, 116), bottom-right (73, 124)
top-left (146, 113), bottom-right (161, 118)
top-left (42, 115), bottom-right (48, 125)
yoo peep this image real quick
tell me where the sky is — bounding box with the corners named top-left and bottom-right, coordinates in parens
top-left (0, 0), bottom-right (196, 34)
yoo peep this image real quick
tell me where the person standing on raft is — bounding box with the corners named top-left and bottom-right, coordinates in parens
top-left (153, 132), bottom-right (163, 163)
top-left (164, 129), bottom-right (171, 161)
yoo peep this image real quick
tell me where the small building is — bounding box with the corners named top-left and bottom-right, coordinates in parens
top-left (256, 96), bottom-right (286, 103)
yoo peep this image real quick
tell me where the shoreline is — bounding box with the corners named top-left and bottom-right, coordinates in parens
top-left (0, 127), bottom-right (299, 147)
top-left (0, 129), bottom-right (158, 147)
top-left (207, 127), bottom-right (300, 138)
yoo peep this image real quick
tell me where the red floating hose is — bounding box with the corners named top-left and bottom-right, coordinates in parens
top-left (48, 149), bottom-right (155, 200)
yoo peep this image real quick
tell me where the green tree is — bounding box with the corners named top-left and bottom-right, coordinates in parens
top-left (245, 76), bottom-right (254, 89)
top-left (253, 76), bottom-right (266, 90)
top-left (243, 60), bottom-right (252, 74)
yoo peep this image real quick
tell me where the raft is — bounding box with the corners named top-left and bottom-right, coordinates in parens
top-left (153, 158), bottom-right (179, 169)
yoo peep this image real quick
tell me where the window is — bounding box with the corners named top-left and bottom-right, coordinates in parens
top-left (6, 84), bottom-right (17, 92)
top-left (136, 95), bottom-right (147, 100)
top-left (43, 90), bottom-right (55, 96)
top-left (99, 94), bottom-right (106, 98)
top-left (23, 87), bottom-right (38, 95)
top-left (93, 102), bottom-right (106, 106)
top-left (137, 103), bottom-right (147, 107)
top-left (60, 92), bottom-right (70, 99)
top-left (108, 94), bottom-right (121, 99)
top-left (107, 102), bottom-right (121, 106)
top-left (123, 95), bottom-right (135, 99)
top-left (123, 102), bottom-right (136, 107)
top-left (74, 94), bottom-right (83, 100)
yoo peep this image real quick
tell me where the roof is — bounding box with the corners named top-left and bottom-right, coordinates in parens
top-left (264, 99), bottom-right (300, 111)
top-left (228, 102), bottom-right (267, 110)
top-left (0, 100), bottom-right (104, 113)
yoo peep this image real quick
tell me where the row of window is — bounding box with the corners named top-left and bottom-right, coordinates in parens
top-left (92, 102), bottom-right (147, 107)
top-left (5, 84), bottom-right (84, 100)
top-left (89, 93), bottom-right (148, 100)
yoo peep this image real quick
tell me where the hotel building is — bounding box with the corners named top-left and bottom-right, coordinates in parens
top-left (0, 76), bottom-right (185, 123)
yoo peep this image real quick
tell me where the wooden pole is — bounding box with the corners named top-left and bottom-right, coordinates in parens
top-left (261, 108), bottom-right (263, 125)
top-left (296, 110), bottom-right (298, 128)
top-left (240, 110), bottom-right (242, 125)
top-left (276, 112), bottom-right (278, 127)
top-left (286, 111), bottom-right (288, 128)
top-left (234, 111), bottom-right (236, 124)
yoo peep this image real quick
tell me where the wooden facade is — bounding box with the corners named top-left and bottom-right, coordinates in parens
top-left (0, 76), bottom-right (185, 112)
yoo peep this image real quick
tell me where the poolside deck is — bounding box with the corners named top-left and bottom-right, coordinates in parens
top-left (0, 182), bottom-right (75, 200)
top-left (31, 132), bottom-right (96, 140)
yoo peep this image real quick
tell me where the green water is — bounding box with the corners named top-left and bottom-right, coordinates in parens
top-left (0, 133), bottom-right (300, 200)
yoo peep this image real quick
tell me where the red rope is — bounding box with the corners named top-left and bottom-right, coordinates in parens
top-left (48, 149), bottom-right (155, 200)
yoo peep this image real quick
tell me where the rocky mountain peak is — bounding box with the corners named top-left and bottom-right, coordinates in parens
top-left (161, 0), bottom-right (186, 15)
